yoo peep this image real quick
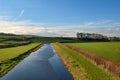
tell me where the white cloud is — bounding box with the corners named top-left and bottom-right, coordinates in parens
top-left (0, 20), bottom-right (120, 37)
top-left (0, 20), bottom-right (45, 34)
top-left (19, 9), bottom-right (24, 17)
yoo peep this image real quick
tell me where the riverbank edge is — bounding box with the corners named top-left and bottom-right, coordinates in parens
top-left (63, 43), bottom-right (119, 80)
top-left (52, 43), bottom-right (87, 80)
top-left (0, 43), bottom-right (43, 77)
top-left (52, 43), bottom-right (115, 80)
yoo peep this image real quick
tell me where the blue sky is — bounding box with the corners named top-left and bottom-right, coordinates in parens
top-left (0, 0), bottom-right (120, 37)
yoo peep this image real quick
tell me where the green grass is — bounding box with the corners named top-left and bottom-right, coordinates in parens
top-left (0, 34), bottom-right (32, 39)
top-left (32, 36), bottom-right (79, 43)
top-left (55, 43), bottom-right (114, 80)
top-left (1, 41), bottom-right (21, 44)
top-left (67, 42), bottom-right (120, 64)
top-left (0, 43), bottom-right (40, 62)
top-left (0, 35), bottom-right (20, 39)
top-left (0, 43), bottom-right (6, 45)
top-left (0, 43), bottom-right (41, 77)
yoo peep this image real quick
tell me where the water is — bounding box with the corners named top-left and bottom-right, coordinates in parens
top-left (0, 43), bottom-right (73, 80)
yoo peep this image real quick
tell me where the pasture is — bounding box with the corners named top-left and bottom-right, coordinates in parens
top-left (53, 43), bottom-right (114, 80)
top-left (0, 43), bottom-right (40, 76)
top-left (0, 43), bottom-right (40, 62)
top-left (66, 42), bottom-right (120, 64)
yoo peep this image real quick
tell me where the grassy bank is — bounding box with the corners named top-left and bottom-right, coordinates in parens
top-left (53, 43), bottom-right (114, 80)
top-left (0, 43), bottom-right (41, 77)
top-left (66, 42), bottom-right (120, 65)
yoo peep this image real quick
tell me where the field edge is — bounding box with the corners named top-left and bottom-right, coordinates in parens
top-left (0, 43), bottom-right (42, 77)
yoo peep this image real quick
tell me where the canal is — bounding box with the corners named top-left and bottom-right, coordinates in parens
top-left (0, 43), bottom-right (73, 80)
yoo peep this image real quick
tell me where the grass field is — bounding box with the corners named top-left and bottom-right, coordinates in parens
top-left (0, 34), bottom-right (32, 39)
top-left (66, 42), bottom-right (120, 64)
top-left (0, 43), bottom-right (40, 62)
top-left (0, 43), bottom-right (41, 76)
top-left (1, 41), bottom-right (22, 44)
top-left (53, 43), bottom-right (114, 80)
top-left (32, 36), bottom-right (79, 43)
top-left (0, 43), bottom-right (6, 45)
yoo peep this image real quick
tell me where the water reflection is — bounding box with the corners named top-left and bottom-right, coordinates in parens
top-left (0, 44), bottom-right (73, 80)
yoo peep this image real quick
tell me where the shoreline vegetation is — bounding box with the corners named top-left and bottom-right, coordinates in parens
top-left (0, 41), bottom-right (31, 49)
top-left (52, 43), bottom-right (86, 80)
top-left (52, 43), bottom-right (115, 80)
top-left (65, 42), bottom-right (120, 79)
top-left (0, 43), bottom-right (42, 77)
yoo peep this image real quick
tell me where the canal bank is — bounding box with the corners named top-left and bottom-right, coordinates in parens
top-left (0, 43), bottom-right (73, 80)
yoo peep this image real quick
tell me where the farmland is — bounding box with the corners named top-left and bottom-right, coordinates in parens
top-left (0, 33), bottom-right (120, 79)
top-left (0, 33), bottom-right (33, 48)
top-left (0, 33), bottom-right (42, 77)
top-left (32, 36), bottom-right (79, 43)
top-left (53, 43), bottom-right (114, 80)
top-left (66, 42), bottom-right (120, 65)
top-left (0, 43), bottom-right (41, 77)
top-left (0, 43), bottom-right (40, 61)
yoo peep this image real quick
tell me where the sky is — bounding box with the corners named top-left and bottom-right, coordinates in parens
top-left (0, 0), bottom-right (120, 37)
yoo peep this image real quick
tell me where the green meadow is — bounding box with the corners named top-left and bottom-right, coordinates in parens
top-left (0, 43), bottom-right (40, 76)
top-left (67, 42), bottom-right (120, 64)
top-left (0, 33), bottom-right (120, 79)
top-left (0, 43), bottom-right (40, 61)
top-left (53, 43), bottom-right (114, 80)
